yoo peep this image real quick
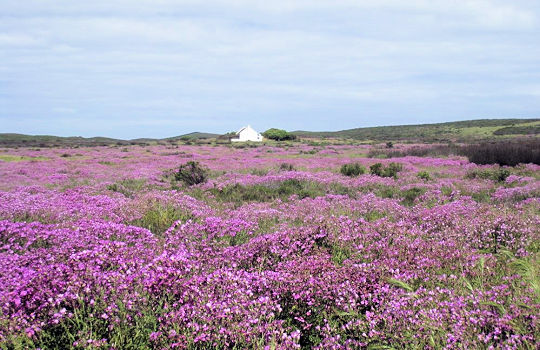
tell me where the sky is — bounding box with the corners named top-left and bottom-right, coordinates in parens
top-left (1, 0), bottom-right (539, 139)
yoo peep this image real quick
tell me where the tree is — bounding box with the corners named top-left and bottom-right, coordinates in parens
top-left (262, 128), bottom-right (296, 141)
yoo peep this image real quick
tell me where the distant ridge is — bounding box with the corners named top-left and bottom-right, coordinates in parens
top-left (292, 118), bottom-right (540, 142)
top-left (165, 132), bottom-right (220, 140)
top-left (1, 118), bottom-right (538, 147)
top-left (0, 132), bottom-right (220, 147)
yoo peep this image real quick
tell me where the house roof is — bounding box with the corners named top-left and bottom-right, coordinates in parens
top-left (236, 125), bottom-right (259, 134)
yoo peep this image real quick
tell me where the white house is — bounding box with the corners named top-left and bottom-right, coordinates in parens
top-left (231, 125), bottom-right (263, 142)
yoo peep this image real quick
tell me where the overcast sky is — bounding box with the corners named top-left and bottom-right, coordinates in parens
top-left (1, 0), bottom-right (539, 138)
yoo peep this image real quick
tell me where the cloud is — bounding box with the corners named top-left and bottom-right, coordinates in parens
top-left (0, 0), bottom-right (539, 137)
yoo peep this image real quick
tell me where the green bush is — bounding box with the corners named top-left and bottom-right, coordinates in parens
top-left (416, 170), bottom-right (432, 181)
top-left (279, 163), bottom-right (296, 171)
top-left (370, 162), bottom-right (403, 178)
top-left (262, 128), bottom-right (297, 141)
top-left (401, 187), bottom-right (427, 206)
top-left (465, 167), bottom-right (511, 182)
top-left (340, 163), bottom-right (366, 177)
top-left (370, 163), bottom-right (384, 176)
top-left (174, 161), bottom-right (208, 186)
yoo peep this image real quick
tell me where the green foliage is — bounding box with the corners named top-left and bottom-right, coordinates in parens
top-left (292, 118), bottom-right (539, 142)
top-left (493, 125), bottom-right (540, 135)
top-left (387, 278), bottom-right (415, 292)
top-left (331, 244), bottom-right (353, 266)
top-left (386, 162), bottom-right (403, 178)
top-left (21, 293), bottom-right (167, 350)
top-left (370, 163), bottom-right (384, 176)
top-left (131, 204), bottom-right (193, 235)
top-left (250, 168), bottom-right (270, 176)
top-left (465, 167), bottom-right (511, 182)
top-left (461, 140), bottom-right (540, 166)
top-left (262, 128), bottom-right (297, 141)
top-left (441, 186), bottom-right (453, 196)
top-left (470, 190), bottom-right (493, 203)
top-left (364, 210), bottom-right (387, 222)
top-left (216, 230), bottom-right (252, 247)
top-left (370, 162), bottom-right (403, 178)
top-left (279, 162), bottom-right (296, 171)
top-left (174, 161), bottom-right (208, 186)
top-left (340, 163), bottom-right (366, 177)
top-left (209, 179), bottom-right (326, 204)
top-left (416, 171), bottom-right (432, 181)
top-left (401, 187), bottom-right (427, 206)
top-left (375, 186), bottom-right (400, 199)
top-left (107, 178), bottom-right (147, 198)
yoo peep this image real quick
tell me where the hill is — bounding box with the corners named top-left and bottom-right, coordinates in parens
top-left (0, 133), bottom-right (133, 148)
top-left (1, 119), bottom-right (538, 147)
top-left (0, 132), bottom-right (220, 148)
top-left (166, 132), bottom-right (220, 141)
top-left (293, 118), bottom-right (540, 142)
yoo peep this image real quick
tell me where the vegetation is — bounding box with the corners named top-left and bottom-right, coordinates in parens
top-left (208, 179), bottom-right (327, 204)
top-left (130, 204), bottom-right (193, 235)
top-left (2, 119), bottom-right (538, 148)
top-left (493, 125), bottom-right (540, 135)
top-left (370, 162), bottom-right (403, 178)
top-left (368, 139), bottom-right (540, 166)
top-left (465, 168), bottom-right (511, 182)
top-left (279, 162), bottom-right (296, 171)
top-left (174, 161), bottom-right (209, 186)
top-left (461, 140), bottom-right (540, 166)
top-left (339, 163), bottom-right (366, 177)
top-left (0, 142), bottom-right (538, 349)
top-left (416, 170), bottom-right (432, 181)
top-left (106, 179), bottom-right (147, 198)
top-left (293, 118), bottom-right (539, 142)
top-left (262, 128), bottom-right (297, 141)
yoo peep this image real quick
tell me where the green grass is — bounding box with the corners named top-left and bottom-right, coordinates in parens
top-left (107, 178), bottom-right (147, 198)
top-left (130, 204), bottom-right (194, 235)
top-left (0, 154), bottom-right (49, 162)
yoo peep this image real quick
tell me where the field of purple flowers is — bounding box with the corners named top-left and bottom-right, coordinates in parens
top-left (0, 143), bottom-right (539, 349)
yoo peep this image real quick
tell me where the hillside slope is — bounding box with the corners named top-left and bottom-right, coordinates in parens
top-left (293, 118), bottom-right (540, 142)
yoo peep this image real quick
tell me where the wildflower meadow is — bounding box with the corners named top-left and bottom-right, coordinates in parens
top-left (0, 143), bottom-right (538, 349)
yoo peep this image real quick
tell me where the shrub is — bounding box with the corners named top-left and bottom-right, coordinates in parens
top-left (417, 171), bottom-right (432, 181)
top-left (279, 163), bottom-right (296, 171)
top-left (250, 168), bottom-right (269, 176)
top-left (370, 162), bottom-right (403, 178)
top-left (465, 167), bottom-right (511, 182)
top-left (340, 163), bottom-right (366, 177)
top-left (385, 162), bottom-right (403, 178)
top-left (493, 126), bottom-right (540, 135)
top-left (209, 179), bottom-right (330, 203)
top-left (174, 161), bottom-right (208, 186)
top-left (370, 163), bottom-right (384, 177)
top-left (262, 128), bottom-right (297, 141)
top-left (461, 139), bottom-right (540, 166)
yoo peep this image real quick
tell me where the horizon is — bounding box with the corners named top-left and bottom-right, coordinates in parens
top-left (1, 1), bottom-right (540, 139)
top-left (0, 117), bottom-right (538, 140)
